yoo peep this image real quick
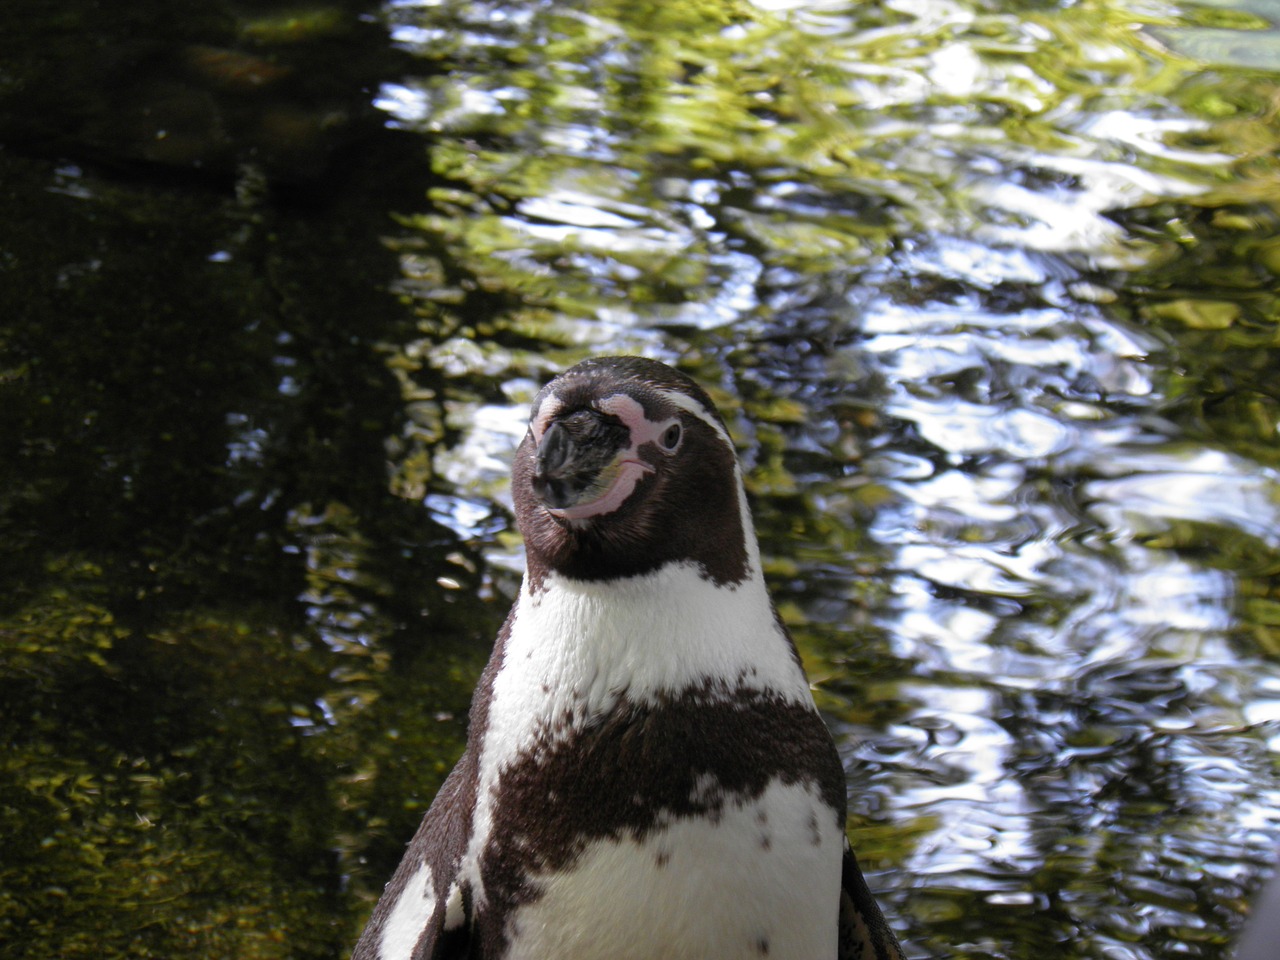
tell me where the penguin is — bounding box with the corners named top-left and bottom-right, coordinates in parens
top-left (352, 356), bottom-right (906, 960)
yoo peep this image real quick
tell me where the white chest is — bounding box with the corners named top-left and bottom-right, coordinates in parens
top-left (502, 778), bottom-right (843, 960)
top-left (458, 563), bottom-right (830, 948)
top-left (488, 562), bottom-right (812, 743)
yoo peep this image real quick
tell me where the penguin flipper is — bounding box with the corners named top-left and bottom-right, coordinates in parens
top-left (352, 755), bottom-right (477, 960)
top-left (838, 841), bottom-right (905, 960)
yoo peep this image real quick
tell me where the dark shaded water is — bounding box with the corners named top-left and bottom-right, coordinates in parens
top-left (4, 1), bottom-right (1280, 958)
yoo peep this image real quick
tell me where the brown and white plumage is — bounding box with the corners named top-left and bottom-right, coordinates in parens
top-left (352, 356), bottom-right (906, 960)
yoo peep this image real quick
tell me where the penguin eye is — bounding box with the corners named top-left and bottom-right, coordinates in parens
top-left (659, 423), bottom-right (683, 452)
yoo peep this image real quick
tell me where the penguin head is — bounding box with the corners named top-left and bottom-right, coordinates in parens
top-left (512, 356), bottom-right (752, 586)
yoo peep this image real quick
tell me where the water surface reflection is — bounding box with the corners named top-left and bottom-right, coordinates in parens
top-left (4, 0), bottom-right (1280, 957)
top-left (375, 0), bottom-right (1280, 956)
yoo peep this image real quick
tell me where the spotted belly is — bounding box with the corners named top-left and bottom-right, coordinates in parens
top-left (494, 779), bottom-right (842, 960)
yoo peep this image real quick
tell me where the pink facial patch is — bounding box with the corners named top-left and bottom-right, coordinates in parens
top-left (541, 393), bottom-right (681, 521)
top-left (597, 395), bottom-right (681, 450)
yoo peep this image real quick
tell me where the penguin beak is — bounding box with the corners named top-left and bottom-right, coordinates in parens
top-left (532, 420), bottom-right (594, 509)
top-left (531, 411), bottom-right (651, 519)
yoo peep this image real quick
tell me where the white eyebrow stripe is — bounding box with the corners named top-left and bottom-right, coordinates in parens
top-left (530, 384), bottom-right (733, 455)
top-left (531, 395), bottom-right (565, 444)
top-left (650, 387), bottom-right (735, 453)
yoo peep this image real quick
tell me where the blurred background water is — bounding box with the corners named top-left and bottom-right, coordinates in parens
top-left (4, 0), bottom-right (1280, 957)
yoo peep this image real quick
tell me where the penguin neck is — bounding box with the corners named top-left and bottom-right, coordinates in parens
top-left (500, 547), bottom-right (811, 722)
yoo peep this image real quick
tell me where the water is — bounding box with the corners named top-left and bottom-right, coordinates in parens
top-left (3, 0), bottom-right (1280, 958)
